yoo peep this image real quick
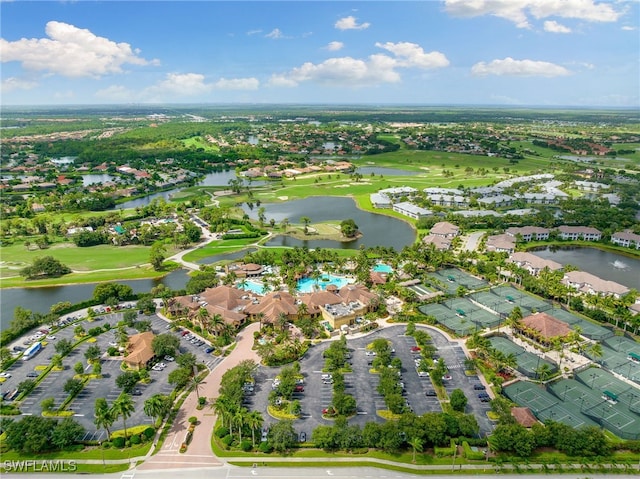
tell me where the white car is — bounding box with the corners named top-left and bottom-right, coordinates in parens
top-left (0, 372), bottom-right (11, 378)
top-left (46, 335), bottom-right (56, 340)
top-left (365, 351), bottom-right (377, 356)
top-left (321, 374), bottom-right (332, 380)
top-left (164, 355), bottom-right (174, 362)
top-left (109, 342), bottom-right (118, 347)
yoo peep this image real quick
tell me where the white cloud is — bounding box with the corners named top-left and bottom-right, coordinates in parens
top-left (1, 76), bottom-right (37, 92)
top-left (144, 73), bottom-right (213, 99)
top-left (0, 21), bottom-right (158, 78)
top-left (269, 41), bottom-right (449, 88)
top-left (471, 57), bottom-right (571, 77)
top-left (265, 28), bottom-right (284, 39)
top-left (335, 16), bottom-right (370, 30)
top-left (445, 0), bottom-right (622, 28)
top-left (246, 29), bottom-right (262, 36)
top-left (622, 26), bottom-right (636, 31)
top-left (544, 20), bottom-right (571, 33)
top-left (326, 41), bottom-right (344, 52)
top-left (375, 42), bottom-right (450, 69)
top-left (213, 77), bottom-right (259, 90)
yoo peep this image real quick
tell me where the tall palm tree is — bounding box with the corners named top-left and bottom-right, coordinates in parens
top-left (535, 363), bottom-right (552, 382)
top-left (210, 314), bottom-right (224, 336)
top-left (409, 437), bottom-right (423, 463)
top-left (111, 393), bottom-right (135, 439)
top-left (197, 307), bottom-right (210, 332)
top-left (144, 394), bottom-right (171, 426)
top-left (276, 312), bottom-right (289, 332)
top-left (94, 397), bottom-right (114, 440)
top-left (233, 408), bottom-right (248, 443)
top-left (246, 410), bottom-right (264, 447)
top-left (191, 375), bottom-right (206, 400)
top-left (212, 396), bottom-right (234, 432)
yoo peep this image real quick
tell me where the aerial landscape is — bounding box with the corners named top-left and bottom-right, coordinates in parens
top-left (1, 1), bottom-right (639, 478)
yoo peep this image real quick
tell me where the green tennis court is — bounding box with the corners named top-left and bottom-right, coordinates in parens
top-left (427, 268), bottom-right (488, 294)
top-left (489, 336), bottom-right (557, 378)
top-left (549, 309), bottom-right (613, 341)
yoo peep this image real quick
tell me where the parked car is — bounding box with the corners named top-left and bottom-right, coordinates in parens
top-left (473, 384), bottom-right (486, 390)
top-left (132, 389), bottom-right (143, 396)
top-left (299, 432), bottom-right (307, 443)
top-left (164, 355), bottom-right (175, 362)
top-left (410, 346), bottom-right (421, 352)
top-left (26, 372), bottom-right (39, 378)
top-left (417, 371), bottom-right (430, 378)
top-left (365, 351), bottom-right (376, 356)
top-left (294, 385), bottom-right (304, 393)
top-left (0, 373), bottom-right (11, 378)
top-left (261, 428), bottom-right (268, 442)
top-left (425, 390), bottom-right (437, 397)
top-left (442, 374), bottom-right (452, 381)
top-left (205, 347), bottom-right (214, 354)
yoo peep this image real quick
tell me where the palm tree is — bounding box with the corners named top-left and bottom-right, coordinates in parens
top-left (587, 342), bottom-right (603, 364)
top-left (281, 218), bottom-right (289, 232)
top-left (144, 394), bottom-right (170, 425)
top-left (300, 216), bottom-right (311, 234)
top-left (535, 363), bottom-right (552, 382)
top-left (276, 312), bottom-right (288, 332)
top-left (111, 393), bottom-right (135, 439)
top-left (191, 375), bottom-right (206, 400)
top-left (94, 397), bottom-right (115, 440)
top-left (409, 437), bottom-right (423, 463)
top-left (210, 314), bottom-right (224, 336)
top-left (197, 307), bottom-right (210, 332)
top-left (246, 410), bottom-right (264, 447)
top-left (233, 408), bottom-right (248, 443)
top-left (213, 396), bottom-right (234, 433)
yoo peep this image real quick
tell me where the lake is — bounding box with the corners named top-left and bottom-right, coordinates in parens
top-left (531, 247), bottom-right (640, 290)
top-left (241, 196), bottom-right (416, 250)
top-left (0, 269), bottom-right (190, 331)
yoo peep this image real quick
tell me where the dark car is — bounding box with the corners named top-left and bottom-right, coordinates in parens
top-left (132, 389), bottom-right (143, 396)
top-left (26, 372), bottom-right (39, 378)
top-left (299, 432), bottom-right (307, 443)
top-left (425, 390), bottom-right (437, 397)
top-left (294, 385), bottom-right (304, 393)
top-left (205, 347), bottom-right (214, 354)
top-left (473, 384), bottom-right (486, 390)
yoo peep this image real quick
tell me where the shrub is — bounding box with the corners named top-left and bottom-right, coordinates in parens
top-left (112, 436), bottom-right (125, 448)
top-left (241, 440), bottom-right (253, 452)
top-left (462, 440), bottom-right (484, 460)
top-left (101, 441), bottom-right (111, 449)
top-left (129, 434), bottom-right (141, 445)
top-left (143, 427), bottom-right (155, 440)
top-left (222, 435), bottom-right (233, 448)
top-left (216, 426), bottom-right (229, 438)
top-left (258, 441), bottom-right (273, 453)
top-left (188, 416), bottom-right (198, 424)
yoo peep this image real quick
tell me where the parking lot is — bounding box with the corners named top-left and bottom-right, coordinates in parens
top-left (1, 310), bottom-right (225, 441)
top-left (247, 325), bottom-right (494, 438)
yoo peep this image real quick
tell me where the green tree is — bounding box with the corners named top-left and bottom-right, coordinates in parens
top-left (116, 371), bottom-right (140, 393)
top-left (449, 389), bottom-right (468, 412)
top-left (74, 361), bottom-right (85, 375)
top-left (149, 242), bottom-right (167, 271)
top-left (41, 397), bottom-right (56, 413)
top-left (64, 378), bottom-right (84, 396)
top-left (94, 397), bottom-right (115, 440)
top-left (17, 379), bottom-right (37, 395)
top-left (268, 419), bottom-right (297, 453)
top-left (152, 333), bottom-right (180, 358)
top-left (5, 416), bottom-right (57, 453)
top-left (168, 367), bottom-right (192, 389)
top-left (111, 394), bottom-right (135, 439)
top-left (84, 344), bottom-right (101, 363)
top-left (300, 216), bottom-right (311, 234)
top-left (246, 410), bottom-right (264, 447)
top-left (144, 394), bottom-right (172, 425)
top-left (54, 338), bottom-right (74, 356)
top-left (409, 436), bottom-right (423, 463)
top-left (20, 256), bottom-right (71, 279)
top-left (51, 417), bottom-right (85, 450)
top-left (340, 218), bottom-right (359, 238)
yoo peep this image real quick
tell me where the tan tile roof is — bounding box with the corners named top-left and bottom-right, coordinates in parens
top-left (125, 331), bottom-right (155, 367)
top-left (521, 312), bottom-right (571, 339)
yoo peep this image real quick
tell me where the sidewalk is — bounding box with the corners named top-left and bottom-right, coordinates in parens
top-left (138, 322), bottom-right (261, 470)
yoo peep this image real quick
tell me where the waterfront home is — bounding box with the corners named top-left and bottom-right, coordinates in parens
top-left (611, 230), bottom-right (640, 249)
top-left (378, 186), bottom-right (418, 201)
top-left (369, 192), bottom-right (393, 209)
top-left (392, 202), bottom-right (432, 219)
top-left (507, 252), bottom-right (562, 275)
top-left (505, 226), bottom-right (550, 242)
top-left (562, 270), bottom-right (630, 298)
top-left (556, 225), bottom-right (602, 241)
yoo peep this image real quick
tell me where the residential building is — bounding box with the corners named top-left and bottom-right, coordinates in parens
top-left (430, 221), bottom-right (460, 238)
top-left (508, 252), bottom-right (562, 275)
top-left (485, 234), bottom-right (516, 254)
top-left (392, 202), bottom-right (432, 219)
top-left (562, 271), bottom-right (630, 298)
top-left (556, 225), bottom-right (602, 241)
top-left (611, 230), bottom-right (640, 249)
top-left (505, 226), bottom-right (550, 242)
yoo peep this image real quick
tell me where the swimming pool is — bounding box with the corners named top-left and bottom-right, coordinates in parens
top-left (296, 274), bottom-right (351, 293)
top-left (238, 280), bottom-right (269, 295)
top-left (373, 263), bottom-right (393, 273)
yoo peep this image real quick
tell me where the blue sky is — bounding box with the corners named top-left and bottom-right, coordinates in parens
top-left (1, 1), bottom-right (638, 106)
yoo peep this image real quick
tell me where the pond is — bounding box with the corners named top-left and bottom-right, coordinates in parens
top-left (82, 174), bottom-right (116, 186)
top-left (531, 247), bottom-right (640, 290)
top-left (241, 196), bottom-right (416, 251)
top-left (0, 269), bottom-right (191, 331)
